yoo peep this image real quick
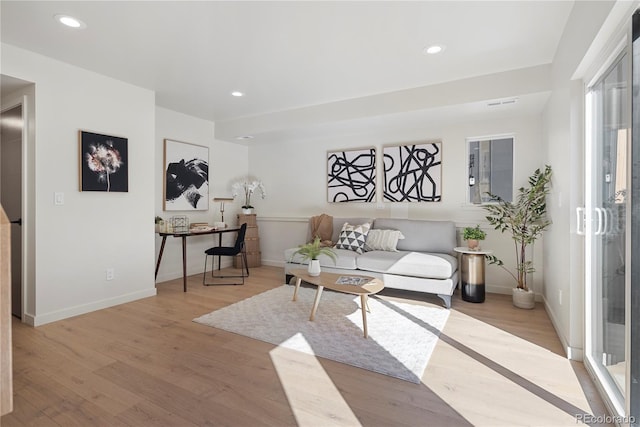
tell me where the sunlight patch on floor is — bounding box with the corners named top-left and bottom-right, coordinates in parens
top-left (270, 334), bottom-right (362, 427)
top-left (424, 309), bottom-right (601, 426)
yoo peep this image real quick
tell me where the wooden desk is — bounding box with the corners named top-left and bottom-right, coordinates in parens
top-left (155, 226), bottom-right (241, 292)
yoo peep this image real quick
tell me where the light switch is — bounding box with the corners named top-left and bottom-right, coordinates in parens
top-left (54, 192), bottom-right (64, 205)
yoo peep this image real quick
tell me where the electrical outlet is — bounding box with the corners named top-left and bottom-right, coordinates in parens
top-left (106, 268), bottom-right (114, 281)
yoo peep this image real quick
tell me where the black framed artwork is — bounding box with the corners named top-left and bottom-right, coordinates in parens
top-left (163, 139), bottom-right (209, 211)
top-left (327, 148), bottom-right (376, 203)
top-left (383, 142), bottom-right (442, 202)
top-left (79, 130), bottom-right (128, 192)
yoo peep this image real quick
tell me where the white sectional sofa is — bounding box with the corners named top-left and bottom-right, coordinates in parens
top-left (284, 217), bottom-right (459, 308)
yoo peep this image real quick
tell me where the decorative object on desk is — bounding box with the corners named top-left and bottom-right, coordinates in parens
top-left (155, 216), bottom-right (164, 233)
top-left (327, 148), bottom-right (376, 203)
top-left (212, 196), bottom-right (234, 226)
top-left (79, 130), bottom-right (128, 192)
top-left (231, 178), bottom-right (265, 214)
top-left (462, 225), bottom-right (486, 250)
top-left (163, 139), bottom-right (209, 211)
top-left (290, 236), bottom-right (337, 276)
top-left (193, 285), bottom-right (450, 384)
top-left (383, 142), bottom-right (441, 202)
top-left (170, 215), bottom-right (190, 234)
top-left (484, 165), bottom-right (552, 309)
top-left (190, 222), bottom-right (211, 233)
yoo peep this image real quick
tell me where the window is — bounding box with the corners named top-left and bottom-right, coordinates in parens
top-left (467, 136), bottom-right (514, 204)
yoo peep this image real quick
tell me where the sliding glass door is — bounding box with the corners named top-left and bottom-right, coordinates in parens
top-left (585, 50), bottom-right (628, 416)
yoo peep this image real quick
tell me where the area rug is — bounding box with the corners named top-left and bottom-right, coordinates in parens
top-left (193, 285), bottom-right (449, 383)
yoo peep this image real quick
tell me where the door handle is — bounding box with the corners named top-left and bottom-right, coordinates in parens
top-left (576, 207), bottom-right (585, 235)
top-left (595, 208), bottom-right (604, 235)
top-left (10, 218), bottom-right (21, 226)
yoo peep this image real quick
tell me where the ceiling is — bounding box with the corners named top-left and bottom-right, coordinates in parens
top-left (0, 1), bottom-right (574, 143)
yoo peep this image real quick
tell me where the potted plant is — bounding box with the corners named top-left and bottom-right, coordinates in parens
top-left (483, 165), bottom-right (552, 309)
top-left (462, 225), bottom-right (486, 250)
top-left (291, 236), bottom-right (337, 276)
top-left (232, 179), bottom-right (266, 214)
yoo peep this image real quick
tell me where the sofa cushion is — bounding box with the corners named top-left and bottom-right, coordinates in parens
top-left (330, 217), bottom-right (374, 243)
top-left (364, 229), bottom-right (405, 252)
top-left (372, 218), bottom-right (456, 253)
top-left (285, 247), bottom-right (359, 270)
top-left (356, 251), bottom-right (457, 279)
top-left (334, 222), bottom-right (371, 254)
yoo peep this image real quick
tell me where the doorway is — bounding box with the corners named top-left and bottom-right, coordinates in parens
top-left (0, 104), bottom-right (23, 318)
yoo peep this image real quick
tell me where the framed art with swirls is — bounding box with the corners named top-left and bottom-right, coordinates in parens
top-left (79, 130), bottom-right (128, 192)
top-left (163, 139), bottom-right (209, 211)
top-left (383, 142), bottom-right (442, 202)
top-left (327, 148), bottom-right (376, 203)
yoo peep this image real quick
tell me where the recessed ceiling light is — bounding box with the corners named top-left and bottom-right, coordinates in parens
top-left (54, 14), bottom-right (86, 29)
top-left (423, 45), bottom-right (444, 55)
top-left (235, 135), bottom-right (254, 140)
top-left (231, 91), bottom-right (244, 97)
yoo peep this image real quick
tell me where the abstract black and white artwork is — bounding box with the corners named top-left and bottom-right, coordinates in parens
top-left (383, 142), bottom-right (442, 202)
top-left (80, 131), bottom-right (128, 192)
top-left (163, 139), bottom-right (209, 211)
top-left (327, 148), bottom-right (376, 203)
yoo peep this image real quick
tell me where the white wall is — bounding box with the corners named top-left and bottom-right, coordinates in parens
top-left (250, 113), bottom-right (545, 294)
top-left (154, 107), bottom-right (249, 282)
top-left (2, 44), bottom-right (157, 325)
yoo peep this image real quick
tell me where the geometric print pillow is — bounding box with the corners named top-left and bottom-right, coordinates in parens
top-left (334, 222), bottom-right (371, 254)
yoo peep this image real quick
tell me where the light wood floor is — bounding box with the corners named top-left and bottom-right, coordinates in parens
top-left (2, 266), bottom-right (611, 426)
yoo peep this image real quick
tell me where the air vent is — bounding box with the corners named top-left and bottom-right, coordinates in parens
top-left (487, 98), bottom-right (518, 107)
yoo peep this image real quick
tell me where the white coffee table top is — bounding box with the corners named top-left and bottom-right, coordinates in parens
top-left (454, 247), bottom-right (493, 255)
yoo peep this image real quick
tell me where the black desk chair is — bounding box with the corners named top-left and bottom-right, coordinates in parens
top-left (203, 223), bottom-right (249, 285)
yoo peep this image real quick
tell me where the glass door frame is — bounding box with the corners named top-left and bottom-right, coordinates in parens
top-left (584, 35), bottom-right (631, 420)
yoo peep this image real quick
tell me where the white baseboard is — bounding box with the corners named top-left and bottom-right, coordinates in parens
top-left (262, 259), bottom-right (284, 268)
top-left (23, 312), bottom-right (36, 327)
top-left (32, 288), bottom-right (157, 326)
top-left (543, 294), bottom-right (583, 360)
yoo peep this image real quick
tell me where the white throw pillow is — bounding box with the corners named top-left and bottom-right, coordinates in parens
top-left (364, 229), bottom-right (405, 252)
top-left (334, 222), bottom-right (371, 254)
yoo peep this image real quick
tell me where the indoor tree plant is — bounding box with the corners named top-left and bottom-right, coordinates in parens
top-left (291, 237), bottom-right (337, 276)
top-left (483, 165), bottom-right (552, 309)
top-left (462, 225), bottom-right (486, 250)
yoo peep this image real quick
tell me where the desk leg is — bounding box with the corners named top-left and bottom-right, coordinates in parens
top-left (155, 235), bottom-right (167, 279)
top-left (182, 236), bottom-right (187, 292)
top-left (217, 234), bottom-right (222, 271)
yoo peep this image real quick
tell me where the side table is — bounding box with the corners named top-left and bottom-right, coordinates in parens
top-left (453, 247), bottom-right (493, 303)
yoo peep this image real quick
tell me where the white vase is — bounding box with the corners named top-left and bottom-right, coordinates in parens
top-left (242, 208), bottom-right (253, 214)
top-left (308, 259), bottom-right (321, 276)
top-left (512, 288), bottom-right (535, 309)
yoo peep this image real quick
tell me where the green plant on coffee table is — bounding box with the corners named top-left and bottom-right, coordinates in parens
top-left (483, 165), bottom-right (552, 292)
top-left (291, 237), bottom-right (337, 263)
top-left (463, 225), bottom-right (486, 241)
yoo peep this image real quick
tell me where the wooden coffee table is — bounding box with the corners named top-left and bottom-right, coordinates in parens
top-left (290, 269), bottom-right (384, 338)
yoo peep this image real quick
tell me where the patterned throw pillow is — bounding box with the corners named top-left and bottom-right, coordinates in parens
top-left (334, 222), bottom-right (371, 254)
top-left (364, 229), bottom-right (405, 252)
